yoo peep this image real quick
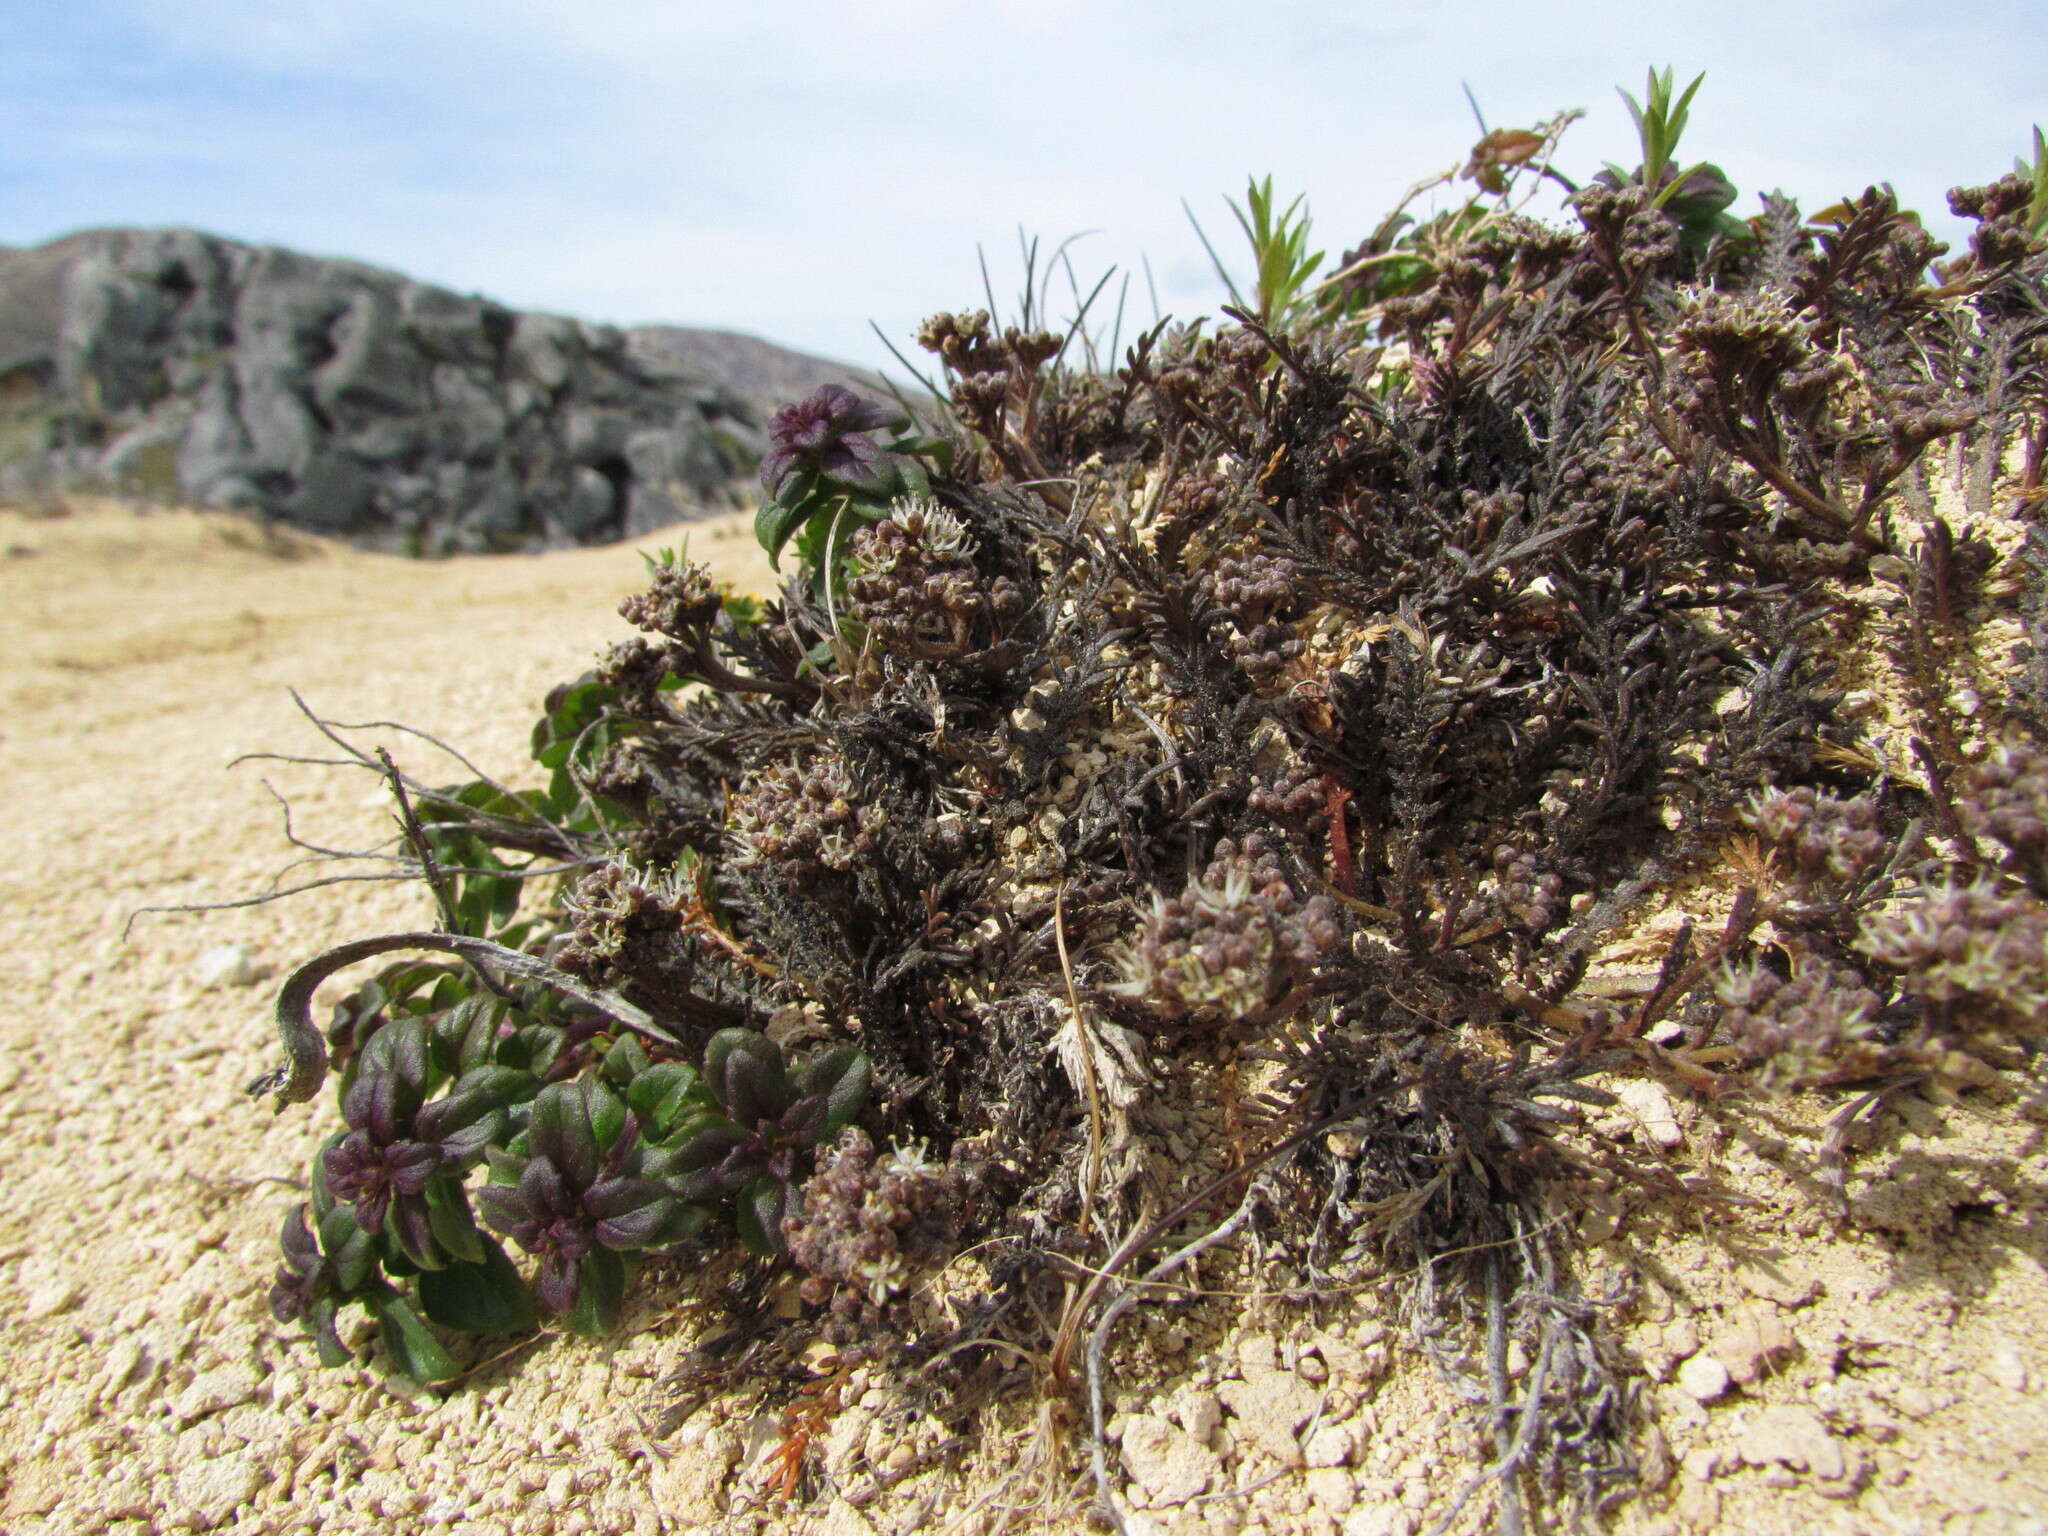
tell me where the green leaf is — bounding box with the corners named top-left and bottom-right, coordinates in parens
top-left (892, 434), bottom-right (954, 474)
top-left (418, 1239), bottom-right (536, 1334)
top-left (310, 1298), bottom-right (353, 1369)
top-left (423, 1179), bottom-right (486, 1267)
top-left (430, 998), bottom-right (504, 1079)
top-left (756, 493), bottom-right (814, 568)
top-left (530, 1081), bottom-right (602, 1188)
top-left (585, 1079), bottom-right (629, 1158)
top-left (736, 1177), bottom-right (790, 1258)
top-left (627, 1063), bottom-right (707, 1137)
top-left (708, 1031), bottom-right (790, 1127)
top-left (799, 1046), bottom-right (871, 1139)
top-left (374, 1295), bottom-right (461, 1382)
top-left (643, 1201), bottom-right (710, 1248)
top-left (496, 1020), bottom-right (565, 1076)
top-left (601, 1034), bottom-right (651, 1088)
top-left (565, 1249), bottom-right (628, 1336)
top-left (663, 1111), bottom-right (746, 1170)
top-left (318, 1203), bottom-right (378, 1295)
top-left (424, 1065), bottom-right (532, 1138)
top-left (362, 1015), bottom-right (433, 1108)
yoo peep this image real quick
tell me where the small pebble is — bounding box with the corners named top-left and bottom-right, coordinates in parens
top-left (1676, 1352), bottom-right (1730, 1403)
top-left (25, 1281), bottom-right (83, 1320)
top-left (194, 944), bottom-right (271, 989)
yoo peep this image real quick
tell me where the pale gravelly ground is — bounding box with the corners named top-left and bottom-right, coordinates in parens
top-left (0, 500), bottom-right (2044, 1536)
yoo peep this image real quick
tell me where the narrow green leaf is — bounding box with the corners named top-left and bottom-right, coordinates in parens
top-left (424, 1179), bottom-right (486, 1267)
top-left (308, 1298), bottom-right (353, 1368)
top-left (799, 1046), bottom-right (871, 1139)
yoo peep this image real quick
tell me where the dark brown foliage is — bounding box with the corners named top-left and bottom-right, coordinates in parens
top-left (250, 148), bottom-right (2047, 1530)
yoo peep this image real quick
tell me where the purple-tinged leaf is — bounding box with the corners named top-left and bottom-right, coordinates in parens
top-left (530, 1082), bottom-right (601, 1190)
top-left (586, 1177), bottom-right (674, 1250)
top-left (735, 1177), bottom-right (790, 1258)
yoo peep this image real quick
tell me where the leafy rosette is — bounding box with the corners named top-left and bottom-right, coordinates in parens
top-left (267, 1192), bottom-right (379, 1370)
top-left (270, 1143), bottom-right (534, 1381)
top-left (753, 384), bottom-right (952, 569)
top-left (660, 1030), bottom-right (871, 1257)
top-left (318, 1014), bottom-right (528, 1273)
top-left (475, 1078), bottom-right (704, 1334)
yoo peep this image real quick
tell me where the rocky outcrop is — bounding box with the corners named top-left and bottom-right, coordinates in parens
top-left (0, 228), bottom-right (884, 551)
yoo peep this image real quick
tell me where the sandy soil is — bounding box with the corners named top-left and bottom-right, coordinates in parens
top-left (0, 500), bottom-right (2043, 1536)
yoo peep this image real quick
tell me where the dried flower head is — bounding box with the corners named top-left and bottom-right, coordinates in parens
top-left (848, 499), bottom-right (995, 655)
top-left (783, 1128), bottom-right (965, 1336)
top-left (1958, 741), bottom-right (2048, 878)
top-left (725, 753), bottom-right (887, 880)
top-left (618, 557), bottom-right (724, 641)
top-left (1714, 955), bottom-right (1885, 1086)
top-left (1855, 879), bottom-right (2048, 1023)
top-left (1739, 786), bottom-right (1890, 892)
top-left (1112, 838), bottom-right (1338, 1024)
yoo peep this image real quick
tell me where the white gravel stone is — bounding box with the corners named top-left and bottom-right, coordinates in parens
top-left (1736, 1404), bottom-right (1846, 1482)
top-left (174, 1359), bottom-right (265, 1425)
top-left (1304, 1419), bottom-right (1363, 1468)
top-left (1304, 1466), bottom-right (1357, 1514)
top-left (1676, 1352), bottom-right (1731, 1403)
top-left (1612, 1078), bottom-right (1683, 1149)
top-left (1119, 1412), bottom-right (1221, 1505)
top-left (173, 1453), bottom-right (264, 1527)
top-left (193, 943), bottom-right (271, 989)
top-left (24, 1280), bottom-right (82, 1319)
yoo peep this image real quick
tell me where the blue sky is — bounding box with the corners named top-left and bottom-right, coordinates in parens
top-left (6, 2), bottom-right (2042, 376)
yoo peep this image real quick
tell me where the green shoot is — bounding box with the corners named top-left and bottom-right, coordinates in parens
top-left (1612, 66), bottom-right (1706, 206)
top-left (2020, 125), bottom-right (2048, 234)
top-left (1185, 176), bottom-right (1328, 332)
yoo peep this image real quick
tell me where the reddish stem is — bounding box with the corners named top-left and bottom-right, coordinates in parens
top-left (1322, 773), bottom-right (1356, 896)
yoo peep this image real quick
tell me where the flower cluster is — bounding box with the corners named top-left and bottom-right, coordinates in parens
top-left (1209, 551), bottom-right (1302, 622)
top-left (1740, 786), bottom-right (1891, 895)
top-left (1112, 836), bottom-right (1339, 1024)
top-left (1246, 762), bottom-right (1324, 824)
top-left (783, 1127), bottom-right (965, 1335)
top-left (1571, 183), bottom-right (1681, 279)
top-left (1856, 879), bottom-right (2048, 1024)
top-left (914, 310), bottom-right (1006, 376)
top-left (617, 557), bottom-right (724, 642)
top-left (726, 753), bottom-right (887, 881)
top-left (1958, 741), bottom-right (2048, 881)
top-left (1491, 845), bottom-right (1565, 932)
top-left (1948, 173), bottom-right (2047, 271)
top-left (1672, 287), bottom-right (1815, 383)
top-left (848, 499), bottom-right (1020, 656)
top-left (554, 857), bottom-right (695, 989)
top-left (1714, 956), bottom-right (1886, 1086)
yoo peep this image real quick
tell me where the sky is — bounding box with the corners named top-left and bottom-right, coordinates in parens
top-left (6, 2), bottom-right (2043, 379)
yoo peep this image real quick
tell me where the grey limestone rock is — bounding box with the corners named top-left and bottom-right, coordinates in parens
top-left (0, 226), bottom-right (885, 551)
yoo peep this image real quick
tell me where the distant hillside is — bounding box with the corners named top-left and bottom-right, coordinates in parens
top-left (0, 228), bottom-right (888, 551)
